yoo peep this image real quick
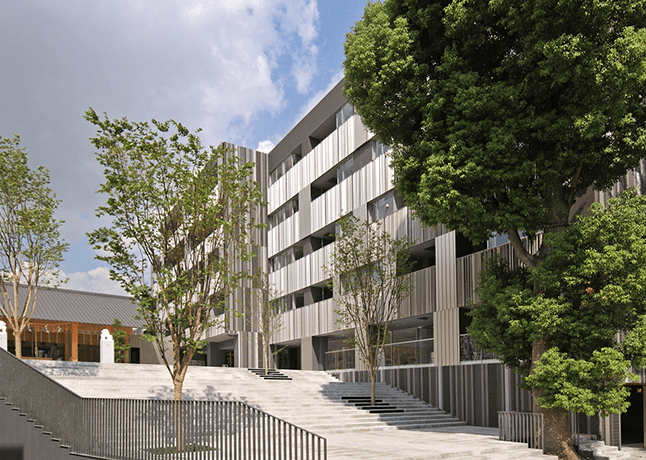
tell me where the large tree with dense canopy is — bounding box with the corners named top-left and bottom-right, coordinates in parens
top-left (344, 1), bottom-right (646, 458)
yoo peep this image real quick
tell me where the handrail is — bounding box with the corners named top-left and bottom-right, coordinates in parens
top-left (0, 347), bottom-right (327, 459)
top-left (498, 411), bottom-right (544, 450)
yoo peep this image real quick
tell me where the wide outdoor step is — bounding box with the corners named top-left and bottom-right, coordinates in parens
top-left (20, 361), bottom-right (562, 460)
top-left (26, 361), bottom-right (469, 433)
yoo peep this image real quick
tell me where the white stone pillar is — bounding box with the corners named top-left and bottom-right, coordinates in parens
top-left (0, 321), bottom-right (7, 351)
top-left (100, 329), bottom-right (114, 364)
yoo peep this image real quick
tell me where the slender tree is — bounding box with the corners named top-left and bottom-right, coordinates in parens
top-left (344, 1), bottom-right (646, 457)
top-left (246, 270), bottom-right (286, 374)
top-left (86, 109), bottom-right (264, 401)
top-left (326, 215), bottom-right (413, 405)
top-left (0, 135), bottom-right (67, 359)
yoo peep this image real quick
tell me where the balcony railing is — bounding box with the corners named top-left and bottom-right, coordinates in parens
top-left (383, 338), bottom-right (434, 367)
top-left (499, 411), bottom-right (544, 450)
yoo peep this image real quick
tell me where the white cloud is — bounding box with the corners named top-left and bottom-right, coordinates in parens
top-left (62, 267), bottom-right (128, 296)
top-left (257, 140), bottom-right (275, 153)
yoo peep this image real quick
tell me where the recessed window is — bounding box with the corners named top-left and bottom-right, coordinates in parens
top-left (335, 102), bottom-right (354, 128)
top-left (373, 139), bottom-right (392, 158)
top-left (369, 191), bottom-right (395, 221)
top-left (268, 198), bottom-right (299, 229)
top-left (487, 232), bottom-right (510, 249)
top-left (337, 157), bottom-right (354, 183)
top-left (269, 151), bottom-right (302, 185)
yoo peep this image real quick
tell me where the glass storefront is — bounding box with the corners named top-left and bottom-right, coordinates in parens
top-left (325, 337), bottom-right (434, 370)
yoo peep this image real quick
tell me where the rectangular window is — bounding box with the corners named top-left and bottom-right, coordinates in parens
top-left (268, 198), bottom-right (299, 229)
top-left (269, 152), bottom-right (303, 185)
top-left (337, 157), bottom-right (354, 183)
top-left (369, 190), bottom-right (395, 221)
top-left (335, 102), bottom-right (354, 128)
top-left (373, 139), bottom-right (392, 158)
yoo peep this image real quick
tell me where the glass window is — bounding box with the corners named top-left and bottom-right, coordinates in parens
top-left (488, 232), bottom-right (510, 249)
top-left (337, 158), bottom-right (354, 183)
top-left (373, 139), bottom-right (392, 158)
top-left (335, 102), bottom-right (354, 128)
top-left (370, 191), bottom-right (395, 221)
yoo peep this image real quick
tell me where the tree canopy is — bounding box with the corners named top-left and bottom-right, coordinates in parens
top-left (471, 191), bottom-right (646, 416)
top-left (0, 135), bottom-right (67, 359)
top-left (344, 1), bottom-right (646, 457)
top-left (86, 109), bottom-right (264, 400)
top-left (344, 0), bottom-right (646, 265)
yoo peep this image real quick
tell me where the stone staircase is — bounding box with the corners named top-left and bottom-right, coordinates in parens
top-left (248, 368), bottom-right (292, 380)
top-left (577, 435), bottom-right (646, 460)
top-left (24, 361), bottom-right (563, 459)
top-left (26, 361), bottom-right (466, 434)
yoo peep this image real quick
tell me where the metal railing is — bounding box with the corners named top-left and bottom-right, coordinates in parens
top-left (0, 347), bottom-right (326, 459)
top-left (498, 411), bottom-right (544, 450)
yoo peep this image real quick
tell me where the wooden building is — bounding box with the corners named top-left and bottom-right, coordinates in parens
top-left (1, 284), bottom-right (148, 363)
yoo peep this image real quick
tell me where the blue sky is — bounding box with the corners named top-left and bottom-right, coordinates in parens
top-left (0, 0), bottom-right (368, 294)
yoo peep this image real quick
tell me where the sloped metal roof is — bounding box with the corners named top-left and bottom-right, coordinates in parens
top-left (1, 284), bottom-right (142, 328)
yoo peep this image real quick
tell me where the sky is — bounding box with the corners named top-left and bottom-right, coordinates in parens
top-left (0, 0), bottom-right (367, 296)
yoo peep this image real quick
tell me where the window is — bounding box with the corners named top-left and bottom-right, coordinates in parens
top-left (268, 198), bottom-right (299, 229)
top-left (369, 191), bottom-right (395, 221)
top-left (337, 157), bottom-right (354, 183)
top-left (268, 244), bottom-right (304, 272)
top-left (269, 152), bottom-right (302, 185)
top-left (373, 139), bottom-right (392, 158)
top-left (335, 102), bottom-right (354, 128)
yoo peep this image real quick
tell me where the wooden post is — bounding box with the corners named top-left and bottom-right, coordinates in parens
top-left (71, 322), bottom-right (78, 362)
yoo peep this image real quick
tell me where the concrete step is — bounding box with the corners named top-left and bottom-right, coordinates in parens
top-left (578, 440), bottom-right (633, 459)
top-left (27, 361), bottom-right (468, 434)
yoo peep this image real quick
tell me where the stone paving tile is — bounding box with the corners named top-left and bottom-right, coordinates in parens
top-left (322, 426), bottom-right (558, 460)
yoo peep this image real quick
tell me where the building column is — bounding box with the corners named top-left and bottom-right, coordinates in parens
top-left (301, 336), bottom-right (328, 371)
top-left (434, 231), bottom-right (460, 366)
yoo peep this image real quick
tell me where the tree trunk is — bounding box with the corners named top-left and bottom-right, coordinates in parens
top-left (532, 340), bottom-right (580, 460)
top-left (263, 335), bottom-right (269, 374)
top-left (173, 376), bottom-right (185, 450)
top-left (14, 329), bottom-right (22, 359)
top-left (173, 375), bottom-right (184, 401)
top-left (370, 372), bottom-right (376, 406)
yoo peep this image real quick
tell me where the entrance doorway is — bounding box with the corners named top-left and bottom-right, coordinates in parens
top-left (622, 384), bottom-right (645, 446)
top-left (276, 346), bottom-right (300, 370)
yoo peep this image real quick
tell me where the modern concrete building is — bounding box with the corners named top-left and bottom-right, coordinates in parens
top-left (203, 79), bottom-right (520, 372)
top-left (196, 79), bottom-right (646, 447)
